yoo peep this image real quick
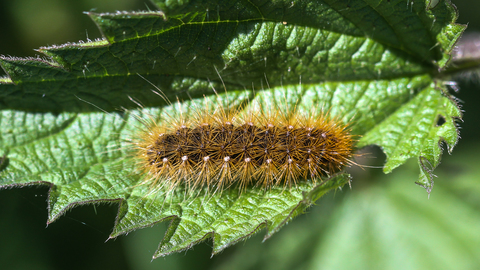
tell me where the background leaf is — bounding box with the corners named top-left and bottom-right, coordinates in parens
top-left (210, 144), bottom-right (480, 270)
top-left (0, 0), bottom-right (466, 261)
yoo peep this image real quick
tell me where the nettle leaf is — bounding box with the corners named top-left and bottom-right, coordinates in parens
top-left (0, 0), bottom-right (465, 257)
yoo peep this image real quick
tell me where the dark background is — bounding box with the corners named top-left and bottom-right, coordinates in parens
top-left (1, 1), bottom-right (479, 269)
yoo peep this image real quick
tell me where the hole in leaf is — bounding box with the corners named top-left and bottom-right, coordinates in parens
top-left (436, 115), bottom-right (446, 127)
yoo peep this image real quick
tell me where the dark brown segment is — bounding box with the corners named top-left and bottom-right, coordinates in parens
top-left (147, 122), bottom-right (352, 184)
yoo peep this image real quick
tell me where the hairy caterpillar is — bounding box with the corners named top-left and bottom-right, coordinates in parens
top-left (129, 81), bottom-right (356, 197)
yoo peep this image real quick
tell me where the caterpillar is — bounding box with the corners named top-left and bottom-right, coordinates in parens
top-left (130, 89), bottom-right (356, 196)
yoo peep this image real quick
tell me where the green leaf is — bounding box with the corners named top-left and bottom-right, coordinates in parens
top-left (308, 159), bottom-right (480, 270)
top-left (359, 85), bottom-right (461, 193)
top-left (0, 0), bottom-right (465, 257)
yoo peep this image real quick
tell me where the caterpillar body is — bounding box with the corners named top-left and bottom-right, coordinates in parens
top-left (132, 97), bottom-right (355, 195)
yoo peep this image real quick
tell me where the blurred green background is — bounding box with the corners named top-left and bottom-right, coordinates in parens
top-left (1, 0), bottom-right (480, 269)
